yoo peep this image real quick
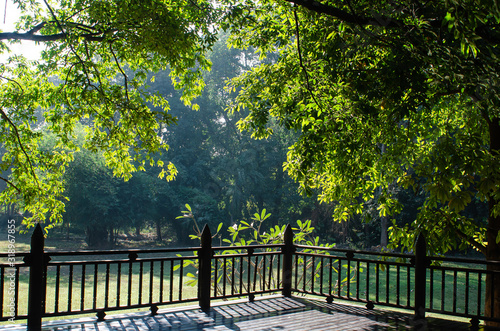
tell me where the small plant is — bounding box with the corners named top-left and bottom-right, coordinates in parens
top-left (176, 204), bottom-right (224, 241)
top-left (175, 204), bottom-right (356, 298)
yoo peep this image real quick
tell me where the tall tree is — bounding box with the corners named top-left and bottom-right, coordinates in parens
top-left (143, 36), bottom-right (315, 243)
top-left (62, 133), bottom-right (120, 248)
top-left (198, 34), bottom-right (312, 226)
top-left (223, 0), bottom-right (500, 321)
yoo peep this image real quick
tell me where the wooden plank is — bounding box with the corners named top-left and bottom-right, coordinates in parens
top-left (0, 296), bottom-right (473, 330)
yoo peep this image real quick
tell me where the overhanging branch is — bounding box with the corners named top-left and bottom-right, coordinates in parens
top-left (0, 18), bottom-right (109, 42)
top-left (285, 0), bottom-right (405, 28)
top-left (293, 7), bottom-right (323, 113)
top-left (455, 227), bottom-right (487, 255)
top-left (0, 30), bottom-right (108, 42)
top-left (0, 108), bottom-right (40, 190)
top-left (0, 31), bottom-right (65, 42)
top-left (0, 175), bottom-right (21, 194)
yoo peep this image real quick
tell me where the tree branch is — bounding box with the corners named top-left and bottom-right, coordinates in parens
top-left (42, 0), bottom-right (98, 101)
top-left (1, 20), bottom-right (61, 41)
top-left (43, 0), bottom-right (64, 34)
top-left (110, 44), bottom-right (129, 102)
top-left (455, 227), bottom-right (487, 255)
top-left (0, 30), bottom-right (109, 42)
top-left (286, 0), bottom-right (405, 28)
top-left (293, 7), bottom-right (324, 113)
top-left (0, 175), bottom-right (21, 194)
top-left (27, 22), bottom-right (47, 35)
top-left (3, 0), bottom-right (6, 25)
top-left (0, 108), bottom-right (40, 189)
top-left (0, 31), bottom-right (65, 41)
top-left (0, 76), bottom-right (24, 93)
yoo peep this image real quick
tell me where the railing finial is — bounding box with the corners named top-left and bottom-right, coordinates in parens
top-left (200, 224), bottom-right (212, 246)
top-left (416, 232), bottom-right (426, 255)
top-left (31, 223), bottom-right (44, 248)
top-left (283, 223), bottom-right (293, 244)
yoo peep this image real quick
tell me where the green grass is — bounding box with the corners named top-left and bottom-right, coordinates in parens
top-left (0, 232), bottom-right (87, 254)
top-left (0, 226), bottom-right (176, 255)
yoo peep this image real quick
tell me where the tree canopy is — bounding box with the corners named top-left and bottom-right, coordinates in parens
top-left (223, 0), bottom-right (499, 255)
top-left (0, 0), bottom-right (218, 225)
top-left (9, 34), bottom-right (322, 249)
top-left (221, 0), bottom-right (500, 320)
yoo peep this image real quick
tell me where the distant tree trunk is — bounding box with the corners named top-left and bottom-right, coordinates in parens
top-left (135, 225), bottom-right (141, 238)
top-left (274, 165), bottom-right (284, 218)
top-left (379, 144), bottom-right (389, 248)
top-left (172, 221), bottom-right (189, 245)
top-left (486, 118), bottom-right (500, 326)
top-left (5, 203), bottom-right (17, 218)
top-left (380, 217), bottom-right (388, 247)
top-left (86, 224), bottom-right (109, 249)
top-left (156, 218), bottom-right (163, 242)
top-left (108, 226), bottom-right (115, 245)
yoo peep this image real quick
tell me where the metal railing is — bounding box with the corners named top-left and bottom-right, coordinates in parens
top-left (292, 237), bottom-right (500, 326)
top-left (1, 223), bottom-right (499, 329)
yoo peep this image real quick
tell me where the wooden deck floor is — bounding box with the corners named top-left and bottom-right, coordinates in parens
top-left (1, 296), bottom-right (492, 330)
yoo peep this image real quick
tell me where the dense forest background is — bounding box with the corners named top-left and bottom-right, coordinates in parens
top-left (0, 36), bottom-right (488, 250)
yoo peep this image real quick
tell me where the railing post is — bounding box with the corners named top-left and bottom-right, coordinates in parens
top-left (198, 224), bottom-right (212, 312)
top-left (282, 224), bottom-right (294, 297)
top-left (414, 232), bottom-right (427, 322)
top-left (27, 223), bottom-right (45, 331)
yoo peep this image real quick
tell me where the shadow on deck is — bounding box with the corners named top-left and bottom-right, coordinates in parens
top-left (2, 296), bottom-right (495, 330)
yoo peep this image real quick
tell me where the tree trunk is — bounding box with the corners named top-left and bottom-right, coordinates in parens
top-left (172, 220), bottom-right (189, 245)
top-left (380, 216), bottom-right (388, 247)
top-left (7, 203), bottom-right (16, 216)
top-left (86, 224), bottom-right (109, 249)
top-left (156, 218), bottom-right (163, 242)
top-left (485, 118), bottom-right (500, 326)
top-left (486, 214), bottom-right (500, 326)
top-left (108, 226), bottom-right (115, 245)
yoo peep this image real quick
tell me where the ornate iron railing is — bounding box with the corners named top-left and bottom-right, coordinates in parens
top-left (1, 223), bottom-right (499, 329)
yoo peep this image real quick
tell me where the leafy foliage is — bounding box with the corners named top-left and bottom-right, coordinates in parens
top-left (0, 0), bottom-right (217, 227)
top-left (223, 0), bottom-right (499, 256)
top-left (2, 0), bottom-right (497, 258)
top-left (177, 204), bottom-right (337, 294)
